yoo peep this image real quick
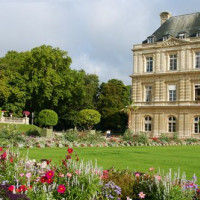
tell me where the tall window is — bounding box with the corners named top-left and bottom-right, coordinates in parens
top-left (168, 85), bottom-right (176, 101)
top-left (196, 32), bottom-right (200, 37)
top-left (145, 116), bottom-right (152, 131)
top-left (168, 116), bottom-right (176, 132)
top-left (145, 86), bottom-right (152, 102)
top-left (195, 84), bottom-right (200, 100)
top-left (147, 37), bottom-right (155, 44)
top-left (146, 57), bottom-right (153, 72)
top-left (194, 116), bottom-right (200, 133)
top-left (195, 52), bottom-right (200, 68)
top-left (169, 54), bottom-right (177, 70)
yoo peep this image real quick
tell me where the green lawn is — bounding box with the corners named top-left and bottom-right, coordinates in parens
top-left (20, 146), bottom-right (200, 180)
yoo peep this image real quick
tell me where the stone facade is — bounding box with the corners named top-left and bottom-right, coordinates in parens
top-left (130, 12), bottom-right (200, 138)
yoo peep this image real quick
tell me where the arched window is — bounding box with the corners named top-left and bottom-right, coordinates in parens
top-left (144, 116), bottom-right (152, 131)
top-left (194, 116), bottom-right (200, 133)
top-left (168, 116), bottom-right (176, 132)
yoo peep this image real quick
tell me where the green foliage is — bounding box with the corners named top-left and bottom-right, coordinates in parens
top-left (38, 109), bottom-right (58, 127)
top-left (159, 133), bottom-right (170, 143)
top-left (78, 109), bottom-right (101, 130)
top-left (64, 129), bottom-right (79, 142)
top-left (137, 133), bottom-right (149, 144)
top-left (105, 169), bottom-right (135, 199)
top-left (123, 129), bottom-right (134, 142)
top-left (97, 79), bottom-right (130, 132)
top-left (186, 138), bottom-right (198, 143)
top-left (78, 132), bottom-right (105, 144)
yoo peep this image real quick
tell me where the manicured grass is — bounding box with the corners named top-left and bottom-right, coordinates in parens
top-left (20, 146), bottom-right (200, 180)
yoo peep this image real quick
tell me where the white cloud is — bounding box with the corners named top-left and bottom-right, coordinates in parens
top-left (0, 0), bottom-right (200, 84)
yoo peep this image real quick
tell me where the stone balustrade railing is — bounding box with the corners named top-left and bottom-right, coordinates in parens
top-left (0, 116), bottom-right (29, 124)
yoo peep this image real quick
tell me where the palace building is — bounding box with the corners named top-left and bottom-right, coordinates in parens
top-left (130, 12), bottom-right (200, 138)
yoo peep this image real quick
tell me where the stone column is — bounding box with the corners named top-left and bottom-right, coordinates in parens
top-left (179, 79), bottom-right (185, 101)
top-left (156, 51), bottom-right (160, 72)
top-left (185, 79), bottom-right (191, 101)
top-left (158, 113), bottom-right (164, 134)
top-left (153, 113), bottom-right (159, 137)
top-left (138, 54), bottom-right (143, 73)
top-left (154, 79), bottom-right (160, 101)
top-left (183, 113), bottom-right (190, 137)
top-left (178, 113), bottom-right (184, 138)
top-left (133, 54), bottom-right (138, 73)
top-left (135, 113), bottom-right (141, 134)
top-left (131, 112), bottom-right (136, 133)
top-left (132, 81), bottom-right (137, 102)
top-left (136, 81), bottom-right (142, 102)
top-left (180, 50), bottom-right (185, 70)
top-left (160, 80), bottom-right (165, 101)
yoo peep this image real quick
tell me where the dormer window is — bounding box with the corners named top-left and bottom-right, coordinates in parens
top-left (178, 32), bottom-right (188, 39)
top-left (196, 32), bottom-right (200, 37)
top-left (163, 34), bottom-right (170, 41)
top-left (147, 36), bottom-right (155, 44)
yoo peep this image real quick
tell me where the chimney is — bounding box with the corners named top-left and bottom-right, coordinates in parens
top-left (160, 11), bottom-right (171, 25)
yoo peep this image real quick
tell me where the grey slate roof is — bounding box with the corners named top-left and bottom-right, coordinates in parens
top-left (143, 12), bottom-right (200, 43)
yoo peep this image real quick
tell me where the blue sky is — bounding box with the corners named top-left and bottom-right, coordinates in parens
top-left (0, 0), bottom-right (200, 84)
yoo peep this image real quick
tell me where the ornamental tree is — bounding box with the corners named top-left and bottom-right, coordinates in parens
top-left (38, 109), bottom-right (58, 128)
top-left (78, 109), bottom-right (101, 130)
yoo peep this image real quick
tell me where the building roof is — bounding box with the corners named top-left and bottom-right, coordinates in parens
top-left (143, 12), bottom-right (200, 43)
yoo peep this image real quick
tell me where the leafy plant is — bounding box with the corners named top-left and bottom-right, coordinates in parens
top-left (137, 133), bottom-right (149, 144)
top-left (64, 129), bottom-right (78, 142)
top-left (123, 129), bottom-right (134, 142)
top-left (159, 133), bottom-right (169, 143)
top-left (38, 109), bottom-right (58, 128)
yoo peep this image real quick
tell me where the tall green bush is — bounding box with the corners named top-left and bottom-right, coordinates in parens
top-left (38, 109), bottom-right (58, 128)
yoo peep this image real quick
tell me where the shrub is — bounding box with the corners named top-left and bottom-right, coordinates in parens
top-left (64, 129), bottom-right (78, 142)
top-left (77, 109), bottom-right (101, 130)
top-left (186, 138), bottom-right (198, 144)
top-left (137, 133), bottom-right (148, 144)
top-left (159, 133), bottom-right (169, 143)
top-left (123, 129), bottom-right (134, 142)
top-left (26, 129), bottom-right (41, 137)
top-left (38, 109), bottom-right (58, 128)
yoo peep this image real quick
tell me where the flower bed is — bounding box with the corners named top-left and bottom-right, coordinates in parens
top-left (0, 147), bottom-right (200, 199)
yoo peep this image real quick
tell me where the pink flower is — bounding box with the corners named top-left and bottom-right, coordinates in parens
top-left (75, 170), bottom-right (80, 175)
top-left (57, 184), bottom-right (66, 193)
top-left (45, 170), bottom-right (54, 179)
top-left (20, 173), bottom-right (24, 177)
top-left (0, 147), bottom-right (3, 151)
top-left (149, 167), bottom-right (154, 172)
top-left (26, 173), bottom-right (32, 178)
top-left (59, 173), bottom-right (64, 177)
top-left (67, 173), bottom-right (72, 178)
top-left (138, 192), bottom-right (146, 199)
top-left (155, 175), bottom-right (161, 181)
top-left (135, 173), bottom-right (140, 177)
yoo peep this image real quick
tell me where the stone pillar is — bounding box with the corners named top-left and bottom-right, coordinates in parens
top-left (132, 81), bottom-right (137, 102)
top-left (158, 113), bottom-right (164, 134)
top-left (183, 113), bottom-right (190, 137)
top-left (133, 54), bottom-right (138, 73)
top-left (153, 113), bottom-right (159, 137)
top-left (179, 79), bottom-right (185, 101)
top-left (180, 50), bottom-right (185, 70)
top-left (154, 79), bottom-right (160, 101)
top-left (135, 113), bottom-right (141, 134)
top-left (156, 51), bottom-right (160, 72)
top-left (178, 113), bottom-right (184, 138)
top-left (138, 54), bottom-right (143, 73)
top-left (185, 79), bottom-right (191, 101)
top-left (160, 80), bottom-right (165, 101)
top-left (131, 112), bottom-right (136, 133)
top-left (136, 81), bottom-right (142, 102)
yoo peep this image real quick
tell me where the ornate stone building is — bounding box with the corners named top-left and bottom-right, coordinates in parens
top-left (130, 12), bottom-right (200, 138)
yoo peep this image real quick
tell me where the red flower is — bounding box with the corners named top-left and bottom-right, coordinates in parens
top-left (8, 185), bottom-right (15, 192)
top-left (16, 188), bottom-right (22, 193)
top-left (10, 158), bottom-right (13, 163)
top-left (45, 170), bottom-right (54, 179)
top-left (40, 176), bottom-right (47, 183)
top-left (46, 178), bottom-right (53, 184)
top-left (66, 155), bottom-right (71, 160)
top-left (0, 147), bottom-right (3, 151)
top-left (67, 148), bottom-right (73, 154)
top-left (1, 152), bottom-right (7, 160)
top-left (57, 184), bottom-right (66, 193)
top-left (20, 185), bottom-right (27, 192)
